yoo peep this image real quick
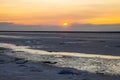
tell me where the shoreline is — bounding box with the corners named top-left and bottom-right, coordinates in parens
top-left (0, 43), bottom-right (120, 59)
top-left (0, 32), bottom-right (120, 80)
top-left (0, 44), bottom-right (120, 80)
top-left (0, 43), bottom-right (120, 74)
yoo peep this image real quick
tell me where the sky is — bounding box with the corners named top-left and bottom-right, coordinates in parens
top-left (0, 0), bottom-right (120, 31)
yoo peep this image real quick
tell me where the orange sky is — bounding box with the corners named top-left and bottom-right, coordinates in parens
top-left (0, 0), bottom-right (120, 25)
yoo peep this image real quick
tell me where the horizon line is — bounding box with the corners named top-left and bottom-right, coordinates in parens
top-left (0, 22), bottom-right (120, 26)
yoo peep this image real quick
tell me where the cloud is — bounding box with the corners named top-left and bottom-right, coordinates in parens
top-left (0, 22), bottom-right (120, 31)
top-left (69, 23), bottom-right (120, 31)
top-left (0, 22), bottom-right (63, 31)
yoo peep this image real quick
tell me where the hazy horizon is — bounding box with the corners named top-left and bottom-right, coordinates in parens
top-left (0, 22), bottom-right (120, 31)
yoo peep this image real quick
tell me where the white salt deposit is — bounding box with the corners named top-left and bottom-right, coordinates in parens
top-left (0, 35), bottom-right (24, 38)
top-left (0, 35), bottom-right (61, 39)
top-left (0, 43), bottom-right (120, 59)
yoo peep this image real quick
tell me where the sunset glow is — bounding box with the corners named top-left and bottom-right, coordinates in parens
top-left (63, 22), bottom-right (69, 26)
top-left (0, 0), bottom-right (120, 25)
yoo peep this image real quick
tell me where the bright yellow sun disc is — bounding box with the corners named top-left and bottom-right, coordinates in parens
top-left (63, 22), bottom-right (68, 26)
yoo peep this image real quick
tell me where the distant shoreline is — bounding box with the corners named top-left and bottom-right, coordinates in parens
top-left (0, 31), bottom-right (120, 33)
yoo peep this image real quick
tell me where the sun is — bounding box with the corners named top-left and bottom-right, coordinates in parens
top-left (63, 22), bottom-right (69, 26)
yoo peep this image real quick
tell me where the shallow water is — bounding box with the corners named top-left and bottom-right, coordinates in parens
top-left (0, 32), bottom-right (120, 56)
